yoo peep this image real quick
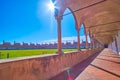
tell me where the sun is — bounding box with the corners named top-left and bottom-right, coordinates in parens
top-left (47, 2), bottom-right (55, 12)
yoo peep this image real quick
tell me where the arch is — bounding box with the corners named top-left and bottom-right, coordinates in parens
top-left (68, 8), bottom-right (79, 30)
top-left (80, 24), bottom-right (85, 49)
top-left (80, 24), bottom-right (85, 37)
top-left (61, 7), bottom-right (79, 30)
top-left (61, 8), bottom-right (77, 49)
top-left (82, 23), bottom-right (91, 49)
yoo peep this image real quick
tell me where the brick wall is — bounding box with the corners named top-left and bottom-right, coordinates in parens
top-left (0, 49), bottom-right (102, 80)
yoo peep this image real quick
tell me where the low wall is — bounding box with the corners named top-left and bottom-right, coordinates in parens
top-left (0, 49), bottom-right (102, 80)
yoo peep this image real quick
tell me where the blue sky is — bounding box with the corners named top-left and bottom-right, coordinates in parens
top-left (0, 0), bottom-right (85, 44)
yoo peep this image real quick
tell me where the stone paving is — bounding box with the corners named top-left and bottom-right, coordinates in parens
top-left (50, 48), bottom-right (120, 80)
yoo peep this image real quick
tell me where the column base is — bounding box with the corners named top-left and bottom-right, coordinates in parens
top-left (56, 51), bottom-right (64, 55)
top-left (86, 48), bottom-right (89, 50)
top-left (78, 49), bottom-right (81, 52)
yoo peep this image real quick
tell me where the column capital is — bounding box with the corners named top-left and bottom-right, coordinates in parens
top-left (76, 25), bottom-right (80, 31)
top-left (55, 15), bottom-right (63, 20)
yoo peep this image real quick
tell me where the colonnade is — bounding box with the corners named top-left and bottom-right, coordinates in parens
top-left (55, 16), bottom-right (102, 54)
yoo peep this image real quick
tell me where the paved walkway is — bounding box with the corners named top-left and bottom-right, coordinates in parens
top-left (75, 48), bottom-right (120, 80)
top-left (50, 49), bottom-right (120, 80)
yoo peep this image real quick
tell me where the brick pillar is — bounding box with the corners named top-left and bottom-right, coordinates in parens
top-left (56, 16), bottom-right (63, 54)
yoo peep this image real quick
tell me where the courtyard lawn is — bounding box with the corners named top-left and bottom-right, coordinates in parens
top-left (0, 49), bottom-right (77, 59)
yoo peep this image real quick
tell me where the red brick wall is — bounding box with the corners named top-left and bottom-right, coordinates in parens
top-left (0, 49), bottom-right (102, 80)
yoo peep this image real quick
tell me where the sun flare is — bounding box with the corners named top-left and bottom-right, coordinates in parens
top-left (47, 2), bottom-right (55, 12)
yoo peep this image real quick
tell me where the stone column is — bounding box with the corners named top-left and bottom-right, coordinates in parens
top-left (115, 36), bottom-right (118, 54)
top-left (56, 16), bottom-right (63, 54)
top-left (96, 41), bottom-right (99, 48)
top-left (111, 42), bottom-right (113, 50)
top-left (89, 31), bottom-right (93, 49)
top-left (111, 37), bottom-right (114, 50)
top-left (95, 40), bottom-right (98, 48)
top-left (91, 38), bottom-right (93, 49)
top-left (77, 29), bottom-right (81, 51)
top-left (94, 40), bottom-right (97, 48)
top-left (92, 38), bottom-right (95, 49)
top-left (85, 32), bottom-right (89, 49)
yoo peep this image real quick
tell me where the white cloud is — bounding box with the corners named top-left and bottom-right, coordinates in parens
top-left (41, 36), bottom-right (90, 44)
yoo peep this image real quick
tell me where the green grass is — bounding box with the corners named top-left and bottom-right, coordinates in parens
top-left (0, 49), bottom-right (77, 59)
